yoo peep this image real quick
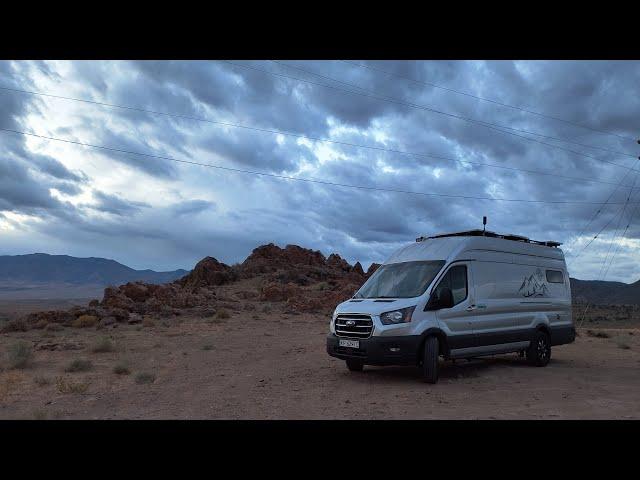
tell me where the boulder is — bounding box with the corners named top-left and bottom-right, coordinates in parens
top-left (177, 256), bottom-right (235, 290)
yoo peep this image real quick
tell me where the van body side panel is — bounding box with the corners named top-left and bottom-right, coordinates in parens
top-left (468, 259), bottom-right (531, 345)
top-left (462, 250), bottom-right (573, 349)
top-left (433, 261), bottom-right (477, 350)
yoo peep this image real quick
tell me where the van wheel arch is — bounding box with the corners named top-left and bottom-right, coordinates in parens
top-left (417, 329), bottom-right (449, 364)
top-left (535, 324), bottom-right (551, 337)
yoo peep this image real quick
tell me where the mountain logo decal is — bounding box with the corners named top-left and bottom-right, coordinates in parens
top-left (518, 268), bottom-right (549, 297)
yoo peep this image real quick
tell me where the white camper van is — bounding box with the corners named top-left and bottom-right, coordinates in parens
top-left (326, 230), bottom-right (575, 383)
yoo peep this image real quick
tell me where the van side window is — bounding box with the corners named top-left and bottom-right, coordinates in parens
top-left (546, 270), bottom-right (564, 283)
top-left (434, 265), bottom-right (468, 306)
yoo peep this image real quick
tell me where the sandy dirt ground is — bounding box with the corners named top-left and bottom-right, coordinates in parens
top-left (1, 301), bottom-right (639, 419)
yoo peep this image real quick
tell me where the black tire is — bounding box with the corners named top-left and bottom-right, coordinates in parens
top-left (346, 359), bottom-right (364, 372)
top-left (421, 336), bottom-right (439, 383)
top-left (526, 330), bottom-right (551, 367)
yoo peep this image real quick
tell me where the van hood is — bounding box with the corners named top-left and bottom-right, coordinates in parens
top-left (335, 297), bottom-right (423, 316)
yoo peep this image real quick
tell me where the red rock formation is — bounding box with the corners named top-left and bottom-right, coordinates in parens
top-left (177, 256), bottom-right (235, 290)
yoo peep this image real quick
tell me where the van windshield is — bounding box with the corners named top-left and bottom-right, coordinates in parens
top-left (354, 260), bottom-right (446, 299)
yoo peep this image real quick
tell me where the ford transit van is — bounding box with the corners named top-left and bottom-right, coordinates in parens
top-left (326, 230), bottom-right (575, 383)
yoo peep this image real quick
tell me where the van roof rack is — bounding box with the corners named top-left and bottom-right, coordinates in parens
top-left (415, 229), bottom-right (562, 247)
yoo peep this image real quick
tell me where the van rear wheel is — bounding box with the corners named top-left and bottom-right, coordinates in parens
top-left (421, 336), bottom-right (439, 383)
top-left (526, 330), bottom-right (551, 367)
top-left (346, 359), bottom-right (364, 372)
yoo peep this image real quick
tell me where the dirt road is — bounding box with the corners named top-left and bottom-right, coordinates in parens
top-left (1, 311), bottom-right (639, 419)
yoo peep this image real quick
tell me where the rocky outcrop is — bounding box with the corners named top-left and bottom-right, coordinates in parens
top-left (366, 263), bottom-right (381, 278)
top-left (177, 256), bottom-right (236, 290)
top-left (6, 243), bottom-right (383, 331)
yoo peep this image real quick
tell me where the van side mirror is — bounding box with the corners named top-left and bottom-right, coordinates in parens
top-left (425, 287), bottom-right (454, 310)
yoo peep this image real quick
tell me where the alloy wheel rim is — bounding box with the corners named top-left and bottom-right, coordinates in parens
top-left (537, 338), bottom-right (549, 360)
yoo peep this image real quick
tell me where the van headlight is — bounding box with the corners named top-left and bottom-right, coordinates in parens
top-left (380, 306), bottom-right (416, 325)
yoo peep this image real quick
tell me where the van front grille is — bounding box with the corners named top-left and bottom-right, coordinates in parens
top-left (335, 314), bottom-right (373, 339)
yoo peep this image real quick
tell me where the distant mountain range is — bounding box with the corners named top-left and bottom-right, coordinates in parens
top-left (0, 253), bottom-right (188, 287)
top-left (0, 252), bottom-right (638, 306)
top-left (570, 277), bottom-right (640, 305)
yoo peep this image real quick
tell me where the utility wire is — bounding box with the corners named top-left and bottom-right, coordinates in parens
top-left (340, 60), bottom-right (637, 144)
top-left (3, 126), bottom-right (638, 206)
top-left (602, 170), bottom-right (638, 280)
top-left (568, 182), bottom-right (638, 266)
top-left (224, 60), bottom-right (640, 172)
top-left (601, 196), bottom-right (640, 281)
top-left (564, 165), bottom-right (640, 256)
top-left (578, 182), bottom-right (640, 329)
top-left (276, 60), bottom-right (636, 159)
top-left (2, 85), bottom-right (638, 189)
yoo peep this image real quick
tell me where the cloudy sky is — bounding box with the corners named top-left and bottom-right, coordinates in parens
top-left (1, 60), bottom-right (639, 282)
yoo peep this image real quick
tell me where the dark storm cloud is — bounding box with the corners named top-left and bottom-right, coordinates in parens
top-left (2, 60), bottom-right (640, 281)
top-left (90, 191), bottom-right (150, 216)
top-left (0, 64), bottom-right (87, 217)
top-left (171, 199), bottom-right (216, 216)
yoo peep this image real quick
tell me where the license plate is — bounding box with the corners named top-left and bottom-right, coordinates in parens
top-left (339, 339), bottom-right (360, 348)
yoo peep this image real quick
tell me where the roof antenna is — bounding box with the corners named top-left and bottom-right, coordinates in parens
top-left (482, 216), bottom-right (487, 235)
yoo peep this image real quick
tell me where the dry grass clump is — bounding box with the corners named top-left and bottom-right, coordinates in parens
top-left (91, 336), bottom-right (115, 353)
top-left (586, 330), bottom-right (610, 339)
top-left (614, 336), bottom-right (631, 350)
top-left (135, 372), bottom-right (156, 385)
top-left (34, 375), bottom-right (51, 387)
top-left (216, 308), bottom-right (231, 320)
top-left (65, 359), bottom-right (93, 372)
top-left (112, 361), bottom-right (130, 375)
top-left (0, 319), bottom-right (28, 334)
top-left (72, 314), bottom-right (98, 328)
top-left (32, 409), bottom-right (48, 420)
top-left (6, 341), bottom-right (33, 369)
top-left (142, 317), bottom-right (156, 328)
top-left (55, 376), bottom-right (89, 394)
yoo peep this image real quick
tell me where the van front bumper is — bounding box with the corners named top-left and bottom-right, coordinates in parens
top-left (326, 333), bottom-right (422, 366)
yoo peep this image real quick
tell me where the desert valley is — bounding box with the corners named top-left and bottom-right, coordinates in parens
top-left (1, 243), bottom-right (639, 419)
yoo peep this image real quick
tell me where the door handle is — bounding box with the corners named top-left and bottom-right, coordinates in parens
top-left (466, 304), bottom-right (477, 312)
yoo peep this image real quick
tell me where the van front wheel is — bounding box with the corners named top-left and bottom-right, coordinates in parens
top-left (346, 359), bottom-right (364, 372)
top-left (421, 336), bottom-right (439, 383)
top-left (526, 331), bottom-right (551, 367)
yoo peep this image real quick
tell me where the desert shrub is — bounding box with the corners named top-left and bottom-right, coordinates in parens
top-left (92, 336), bottom-right (115, 353)
top-left (7, 341), bottom-right (33, 369)
top-left (0, 319), bottom-right (28, 334)
top-left (142, 317), bottom-right (155, 328)
top-left (65, 359), bottom-right (93, 372)
top-left (55, 376), bottom-right (89, 394)
top-left (32, 409), bottom-right (48, 420)
top-left (216, 309), bottom-right (231, 320)
top-left (614, 336), bottom-right (631, 350)
top-left (112, 362), bottom-right (130, 375)
top-left (202, 344), bottom-right (213, 351)
top-left (586, 330), bottom-right (610, 339)
top-left (34, 375), bottom-right (51, 387)
top-left (45, 323), bottom-right (63, 332)
top-left (135, 372), bottom-right (156, 385)
top-left (72, 315), bottom-right (98, 328)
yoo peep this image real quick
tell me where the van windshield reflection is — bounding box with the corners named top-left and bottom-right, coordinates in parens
top-left (354, 260), bottom-right (445, 299)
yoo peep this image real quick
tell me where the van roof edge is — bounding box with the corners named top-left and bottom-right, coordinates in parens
top-left (416, 230), bottom-right (562, 247)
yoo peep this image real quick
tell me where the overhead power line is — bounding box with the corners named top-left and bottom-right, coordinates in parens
top-left (276, 60), bottom-right (636, 159)
top-left (340, 60), bottom-right (637, 144)
top-left (222, 60), bottom-right (639, 173)
top-left (1, 85), bottom-right (638, 189)
top-left (2, 126), bottom-right (638, 206)
top-left (565, 164), bottom-right (640, 256)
